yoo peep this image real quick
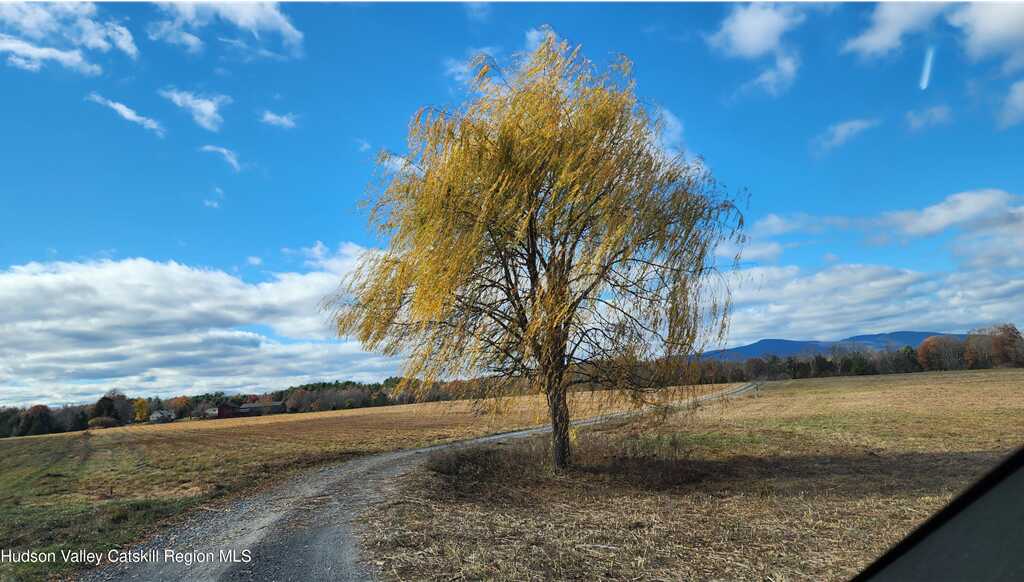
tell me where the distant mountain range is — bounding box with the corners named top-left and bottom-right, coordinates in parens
top-left (704, 331), bottom-right (968, 362)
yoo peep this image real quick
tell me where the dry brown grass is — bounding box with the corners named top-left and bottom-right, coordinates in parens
top-left (0, 385), bottom-right (724, 581)
top-left (361, 369), bottom-right (1024, 581)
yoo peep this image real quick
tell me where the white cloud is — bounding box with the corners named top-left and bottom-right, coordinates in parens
top-left (813, 118), bottom-right (881, 153)
top-left (525, 26), bottom-right (552, 53)
top-left (718, 240), bottom-right (783, 263)
top-left (881, 189), bottom-right (1017, 237)
top-left (379, 153), bottom-right (421, 178)
top-left (147, 20), bottom-right (203, 54)
top-left (707, 4), bottom-right (805, 96)
top-left (200, 145), bottom-right (240, 172)
top-left (160, 88), bottom-right (231, 131)
top-left (724, 264), bottom-right (931, 346)
top-left (0, 3), bottom-right (67, 39)
top-left (464, 3), bottom-right (491, 23)
top-left (708, 4), bottom-right (805, 59)
top-left (998, 80), bottom-right (1024, 128)
top-left (654, 106), bottom-right (685, 159)
top-left (750, 190), bottom-right (1024, 272)
top-left (0, 244), bottom-right (404, 407)
top-left (951, 206), bottom-right (1024, 269)
top-left (355, 138), bottom-right (372, 153)
top-left (203, 186), bottom-right (225, 209)
top-left (751, 213), bottom-right (811, 237)
top-left (86, 92), bottom-right (165, 137)
top-left (247, 256), bottom-right (263, 266)
top-left (103, 21), bottom-right (137, 59)
top-left (218, 36), bottom-right (285, 62)
top-left (741, 51), bottom-right (799, 97)
top-left (149, 2), bottom-right (303, 57)
top-left (260, 110), bottom-right (297, 129)
top-left (947, 3), bottom-right (1024, 74)
top-left (0, 32), bottom-right (100, 74)
top-left (906, 105), bottom-right (952, 131)
top-left (0, 3), bottom-right (137, 61)
top-left (709, 190), bottom-right (1024, 348)
top-left (843, 3), bottom-right (946, 58)
top-left (2, 229), bottom-right (1023, 405)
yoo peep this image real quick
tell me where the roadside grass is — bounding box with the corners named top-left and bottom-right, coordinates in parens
top-left (361, 369), bottom-right (1024, 581)
top-left (0, 384), bottom-right (723, 581)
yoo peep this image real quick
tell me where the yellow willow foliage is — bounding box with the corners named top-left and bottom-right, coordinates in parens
top-left (328, 33), bottom-right (744, 404)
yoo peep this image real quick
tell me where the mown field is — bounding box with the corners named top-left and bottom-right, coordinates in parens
top-left (0, 385), bottom-right (717, 581)
top-left (362, 369), bottom-right (1024, 581)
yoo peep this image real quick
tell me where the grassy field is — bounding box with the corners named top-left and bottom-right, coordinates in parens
top-left (0, 385), bottom-right (715, 581)
top-left (361, 369), bottom-right (1024, 581)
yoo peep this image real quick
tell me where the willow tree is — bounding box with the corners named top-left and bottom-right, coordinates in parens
top-left (330, 33), bottom-right (743, 468)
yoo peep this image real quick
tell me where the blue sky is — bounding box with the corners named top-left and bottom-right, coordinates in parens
top-left (1, 2), bottom-right (1022, 406)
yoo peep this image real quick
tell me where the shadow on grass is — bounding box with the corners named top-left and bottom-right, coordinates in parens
top-left (425, 436), bottom-right (1010, 503)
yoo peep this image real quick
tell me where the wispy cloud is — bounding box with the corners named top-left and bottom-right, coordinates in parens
top-left (260, 110), bottom-right (297, 129)
top-left (0, 3), bottom-right (137, 62)
top-left (906, 105), bottom-right (951, 131)
top-left (147, 20), bottom-right (202, 54)
top-left (203, 186), bottom-right (224, 209)
top-left (998, 80), bottom-right (1024, 129)
top-left (160, 88), bottom-right (231, 132)
top-left (219, 36), bottom-right (286, 62)
top-left (0, 33), bottom-right (100, 74)
top-left (812, 118), bottom-right (881, 154)
top-left (881, 189), bottom-right (1016, 237)
top-left (86, 92), bottom-right (165, 137)
top-left (464, 3), bottom-right (491, 23)
top-left (843, 3), bottom-right (946, 58)
top-left (354, 138), bottom-right (372, 153)
top-left (149, 3), bottom-right (303, 57)
top-left (741, 52), bottom-right (799, 97)
top-left (200, 145), bottom-right (240, 172)
top-left (653, 106), bottom-right (685, 159)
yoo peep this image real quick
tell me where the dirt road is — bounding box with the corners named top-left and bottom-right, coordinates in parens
top-left (78, 383), bottom-right (757, 582)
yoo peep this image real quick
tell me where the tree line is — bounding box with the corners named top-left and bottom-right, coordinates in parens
top-left (692, 324), bottom-right (1024, 384)
top-left (3, 324), bottom-right (1021, 440)
top-left (0, 377), bottom-right (454, 439)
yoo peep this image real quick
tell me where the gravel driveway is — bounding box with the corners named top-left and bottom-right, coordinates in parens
top-left (77, 383), bottom-right (758, 582)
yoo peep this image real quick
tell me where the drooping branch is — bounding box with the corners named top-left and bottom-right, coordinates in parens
top-left (326, 31), bottom-right (743, 413)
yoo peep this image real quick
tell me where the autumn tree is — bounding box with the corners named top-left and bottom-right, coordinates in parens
top-left (990, 323), bottom-right (1024, 367)
top-left (964, 329), bottom-right (995, 369)
top-left (166, 396), bottom-right (192, 419)
top-left (329, 33), bottom-right (742, 468)
top-left (917, 335), bottom-right (965, 371)
top-left (133, 398), bottom-right (150, 423)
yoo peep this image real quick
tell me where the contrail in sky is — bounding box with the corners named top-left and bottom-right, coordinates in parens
top-left (919, 46), bottom-right (935, 91)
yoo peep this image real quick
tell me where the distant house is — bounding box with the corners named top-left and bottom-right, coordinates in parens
top-left (149, 410), bottom-right (174, 423)
top-left (205, 402), bottom-right (241, 419)
top-left (239, 401), bottom-right (286, 416)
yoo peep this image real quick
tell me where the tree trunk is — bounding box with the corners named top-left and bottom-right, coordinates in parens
top-left (546, 381), bottom-right (571, 469)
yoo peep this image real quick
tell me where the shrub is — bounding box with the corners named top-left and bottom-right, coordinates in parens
top-left (88, 416), bottom-right (120, 429)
